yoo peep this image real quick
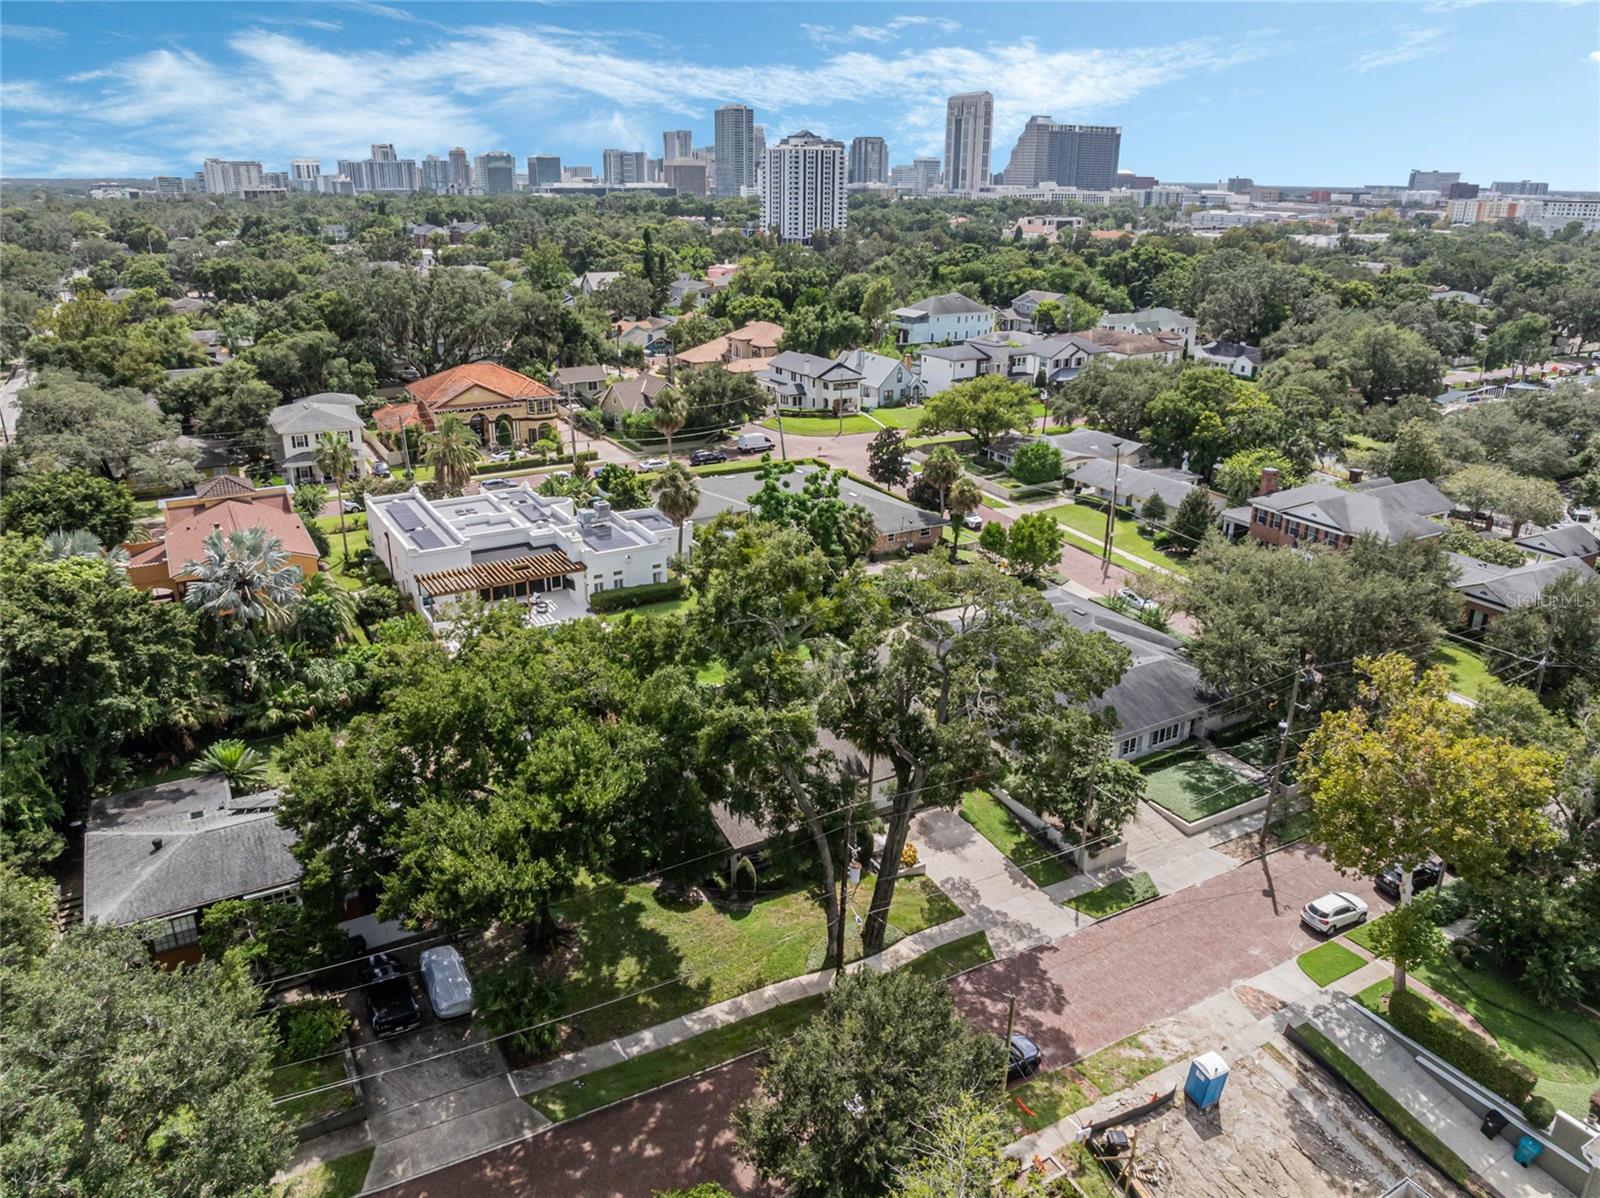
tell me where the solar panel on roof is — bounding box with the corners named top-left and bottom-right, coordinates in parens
top-left (391, 501), bottom-right (425, 531)
top-left (412, 529), bottom-right (443, 549)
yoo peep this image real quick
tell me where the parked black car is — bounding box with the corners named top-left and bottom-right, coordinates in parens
top-left (1374, 861), bottom-right (1444, 901)
top-left (690, 448), bottom-right (727, 466)
top-left (360, 952), bottom-right (422, 1039)
top-left (1007, 1032), bottom-right (1042, 1081)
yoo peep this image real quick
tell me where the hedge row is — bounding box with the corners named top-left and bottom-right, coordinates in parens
top-left (1388, 988), bottom-right (1537, 1111)
top-left (588, 579), bottom-right (688, 613)
top-left (473, 451), bottom-right (600, 476)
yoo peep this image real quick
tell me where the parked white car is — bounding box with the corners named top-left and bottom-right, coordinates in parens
top-left (1116, 588), bottom-right (1157, 612)
top-left (1300, 892), bottom-right (1368, 935)
top-left (418, 946), bottom-right (475, 1019)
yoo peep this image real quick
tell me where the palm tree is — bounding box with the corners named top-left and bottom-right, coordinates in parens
top-left (314, 432), bottom-right (357, 565)
top-left (946, 476), bottom-right (983, 563)
top-left (423, 413), bottom-right (482, 496)
top-left (651, 461), bottom-right (700, 557)
top-left (41, 529), bottom-right (130, 571)
top-left (189, 738), bottom-right (269, 793)
top-left (182, 527), bottom-right (303, 629)
top-left (302, 571), bottom-right (359, 642)
top-left (651, 386), bottom-right (688, 461)
top-left (920, 445), bottom-right (962, 516)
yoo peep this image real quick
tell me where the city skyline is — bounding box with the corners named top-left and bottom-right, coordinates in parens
top-left (1, 2), bottom-right (1597, 186)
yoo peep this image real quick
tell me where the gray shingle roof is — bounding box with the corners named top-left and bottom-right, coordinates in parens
top-left (83, 777), bottom-right (300, 926)
top-left (1516, 524), bottom-right (1600, 560)
top-left (1068, 458), bottom-right (1206, 511)
top-left (767, 351), bottom-right (861, 380)
top-left (266, 398), bottom-right (365, 435)
top-left (693, 464), bottom-right (946, 536)
top-left (1252, 482), bottom-right (1444, 542)
top-left (1455, 556), bottom-right (1595, 611)
top-left (833, 349), bottom-right (908, 390)
top-left (895, 292), bottom-right (992, 317)
top-left (1047, 428), bottom-right (1144, 461)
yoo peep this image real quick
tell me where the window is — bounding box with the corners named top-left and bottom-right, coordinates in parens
top-left (146, 913), bottom-right (199, 954)
top-left (651, 566), bottom-right (664, 584)
top-left (1150, 722), bottom-right (1185, 748)
top-left (1118, 736), bottom-right (1140, 757)
top-left (291, 434), bottom-right (309, 449)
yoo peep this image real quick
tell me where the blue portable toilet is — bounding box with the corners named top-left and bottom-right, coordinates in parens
top-left (1513, 1134), bottom-right (1543, 1167)
top-left (1184, 1052), bottom-right (1229, 1110)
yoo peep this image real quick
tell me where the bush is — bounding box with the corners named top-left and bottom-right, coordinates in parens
top-left (473, 451), bottom-right (600, 477)
top-left (476, 959), bottom-right (563, 1060)
top-left (587, 579), bottom-right (688, 613)
top-left (1589, 1085), bottom-right (1600, 1124)
top-left (978, 521), bottom-right (1009, 555)
top-left (901, 844), bottom-right (919, 868)
top-left (276, 999), bottom-right (350, 1063)
top-left (1387, 988), bottom-right (1536, 1108)
top-left (1427, 880), bottom-right (1474, 926)
top-left (1521, 1094), bottom-right (1555, 1129)
top-left (1010, 441), bottom-right (1063, 485)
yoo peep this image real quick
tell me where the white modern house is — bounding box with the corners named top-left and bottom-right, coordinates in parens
top-left (1096, 307), bottom-right (1197, 352)
top-left (1191, 340), bottom-right (1262, 378)
top-left (366, 485), bottom-right (685, 630)
top-left (1008, 334), bottom-right (1111, 385)
top-left (833, 348), bottom-right (922, 408)
top-left (758, 351), bottom-right (863, 413)
top-left (916, 342), bottom-right (1001, 395)
top-left (266, 393), bottom-right (368, 485)
top-left (892, 292), bottom-right (997, 346)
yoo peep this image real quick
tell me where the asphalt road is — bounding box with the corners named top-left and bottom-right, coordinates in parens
top-left (368, 843), bottom-right (1385, 1198)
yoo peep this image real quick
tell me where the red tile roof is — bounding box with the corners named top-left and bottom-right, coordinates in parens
top-left (406, 362), bottom-right (556, 410)
top-left (163, 494), bottom-right (318, 578)
top-left (372, 400), bottom-right (422, 432)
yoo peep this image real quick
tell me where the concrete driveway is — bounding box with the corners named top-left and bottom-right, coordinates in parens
top-left (355, 1016), bottom-right (548, 1191)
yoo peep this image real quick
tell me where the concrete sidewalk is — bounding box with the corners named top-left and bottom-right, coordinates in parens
top-left (509, 913), bottom-right (981, 1097)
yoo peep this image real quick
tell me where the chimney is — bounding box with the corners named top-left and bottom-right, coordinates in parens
top-left (1258, 467), bottom-right (1280, 496)
top-left (151, 837), bottom-right (163, 852)
top-left (1347, 467), bottom-right (1364, 485)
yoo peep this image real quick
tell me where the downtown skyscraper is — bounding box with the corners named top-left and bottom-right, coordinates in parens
top-left (848, 136), bottom-right (889, 185)
top-left (762, 130), bottom-right (846, 243)
top-left (943, 91), bottom-right (993, 192)
top-left (714, 104), bottom-right (756, 196)
top-left (999, 118), bottom-right (1122, 190)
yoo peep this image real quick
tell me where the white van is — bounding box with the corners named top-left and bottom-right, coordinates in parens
top-left (737, 431), bottom-right (776, 454)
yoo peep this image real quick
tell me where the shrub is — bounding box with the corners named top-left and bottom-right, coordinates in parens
top-left (587, 579), bottom-right (688, 613)
top-left (1010, 441), bottom-right (1063, 485)
top-left (276, 999), bottom-right (350, 1063)
top-left (901, 844), bottom-right (919, 868)
top-left (1387, 988), bottom-right (1535, 1108)
top-left (1521, 1094), bottom-right (1555, 1129)
top-left (473, 451), bottom-right (600, 476)
top-left (978, 521), bottom-right (1009, 555)
top-left (1427, 880), bottom-right (1475, 926)
top-left (476, 959), bottom-right (563, 1059)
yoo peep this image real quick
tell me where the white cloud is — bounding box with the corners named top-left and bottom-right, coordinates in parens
top-left (1353, 26), bottom-right (1447, 72)
top-left (801, 15), bottom-right (961, 46)
top-left (1423, 0), bottom-right (1484, 11)
top-left (1, 24), bottom-right (64, 43)
top-left (1590, 48), bottom-right (1600, 62)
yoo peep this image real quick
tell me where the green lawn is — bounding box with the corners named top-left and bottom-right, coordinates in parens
top-left (1433, 642), bottom-right (1495, 700)
top-left (907, 432), bottom-right (971, 449)
top-left (313, 514), bottom-right (372, 591)
top-left (761, 413), bottom-right (880, 437)
top-left (268, 1054), bottom-right (357, 1127)
top-left (1138, 749), bottom-right (1262, 824)
top-left (1268, 808), bottom-right (1318, 843)
top-left (1353, 977), bottom-right (1393, 1016)
top-left (1043, 502), bottom-right (1190, 575)
top-left (274, 1148), bottom-right (374, 1198)
top-left (1291, 1024), bottom-right (1474, 1189)
top-left (960, 791), bottom-right (1073, 889)
top-left (527, 931), bottom-right (993, 1123)
top-left (543, 871), bottom-right (961, 1053)
top-left (1008, 1034), bottom-right (1169, 1134)
top-left (1344, 913), bottom-right (1386, 955)
top-left (867, 406), bottom-right (926, 430)
top-left (1063, 871), bottom-right (1158, 919)
top-left (1297, 941), bottom-right (1366, 986)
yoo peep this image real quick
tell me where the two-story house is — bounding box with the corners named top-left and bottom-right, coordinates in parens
top-left (833, 349), bottom-right (922, 408)
top-left (369, 362), bottom-right (563, 450)
top-left (266, 393), bottom-right (368, 485)
top-left (997, 289), bottom-right (1070, 332)
top-left (759, 352), bottom-right (864, 413)
top-left (1008, 334), bottom-right (1112, 385)
top-left (552, 364), bottom-right (609, 406)
top-left (673, 320), bottom-right (784, 375)
top-left (892, 293), bottom-right (996, 346)
top-left (1191, 340), bottom-right (1262, 378)
top-left (1096, 306), bottom-right (1198, 351)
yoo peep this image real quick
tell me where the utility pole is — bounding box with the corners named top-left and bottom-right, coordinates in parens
top-left (1101, 446), bottom-right (1120, 579)
top-left (1260, 653), bottom-right (1314, 852)
top-left (775, 407), bottom-right (788, 461)
top-left (399, 421), bottom-right (413, 480)
top-left (1532, 607), bottom-right (1558, 694)
top-left (1001, 993), bottom-right (1018, 1094)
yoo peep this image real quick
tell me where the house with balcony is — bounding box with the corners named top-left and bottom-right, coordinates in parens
top-left (892, 292), bottom-right (996, 346)
top-left (833, 348), bottom-right (922, 408)
top-left (266, 392), bottom-right (369, 485)
top-left (1097, 306), bottom-right (1198, 351)
top-left (758, 351), bottom-right (863, 413)
top-left (366, 484), bottom-right (683, 629)
top-left (997, 289), bottom-right (1070, 332)
top-left (672, 320), bottom-right (784, 375)
top-left (1007, 334), bottom-right (1111, 385)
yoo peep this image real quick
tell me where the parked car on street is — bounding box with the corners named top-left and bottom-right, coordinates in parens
top-left (962, 513), bottom-right (984, 531)
top-left (1374, 861), bottom-right (1444, 901)
top-left (1300, 892), bottom-right (1369, 935)
top-left (359, 952), bottom-right (421, 1038)
top-left (371, 461), bottom-right (392, 478)
top-left (341, 499), bottom-right (362, 513)
top-left (418, 946), bottom-right (475, 1019)
top-left (1007, 1032), bottom-right (1042, 1081)
top-left (690, 449), bottom-right (727, 466)
top-left (479, 477), bottom-right (517, 491)
top-left (638, 457), bottom-right (668, 470)
top-left (737, 431), bottom-right (775, 454)
top-left (1116, 588), bottom-right (1156, 611)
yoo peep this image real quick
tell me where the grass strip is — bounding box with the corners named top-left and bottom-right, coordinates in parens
top-left (273, 1147), bottom-right (374, 1198)
top-left (1063, 872), bottom-right (1158, 919)
top-left (1007, 1034), bottom-right (1168, 1134)
top-left (1297, 941), bottom-right (1366, 986)
top-left (960, 791), bottom-right (1073, 889)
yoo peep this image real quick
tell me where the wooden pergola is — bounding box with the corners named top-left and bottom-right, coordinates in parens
top-left (416, 550), bottom-right (583, 597)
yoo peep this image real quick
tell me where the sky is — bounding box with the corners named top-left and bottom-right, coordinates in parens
top-left (2, 1), bottom-right (1598, 187)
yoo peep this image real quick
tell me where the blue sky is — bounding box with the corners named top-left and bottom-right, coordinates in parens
top-left (2, 2), bottom-right (1597, 186)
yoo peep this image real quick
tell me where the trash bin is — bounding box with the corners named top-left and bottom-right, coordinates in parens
top-left (1514, 1134), bottom-right (1543, 1167)
top-left (1480, 1109), bottom-right (1509, 1139)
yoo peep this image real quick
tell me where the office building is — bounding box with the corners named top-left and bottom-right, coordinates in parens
top-left (848, 136), bottom-right (889, 185)
top-left (943, 91), bottom-right (993, 192)
top-left (1408, 169), bottom-right (1460, 191)
top-left (998, 118), bottom-right (1121, 190)
top-left (371, 143), bottom-right (398, 162)
top-left (714, 104), bottom-right (756, 196)
top-left (1226, 176), bottom-right (1253, 194)
top-left (1492, 180), bottom-right (1548, 195)
top-left (152, 175), bottom-right (187, 196)
top-left (603, 149), bottom-right (647, 186)
top-left (664, 159), bottom-right (709, 196)
top-left (1448, 182), bottom-right (1480, 200)
top-left (421, 155), bottom-right (451, 192)
top-left (318, 175), bottom-right (355, 195)
top-left (529, 155), bottom-right (562, 187)
top-left (646, 157), bottom-right (663, 183)
top-left (663, 130), bottom-right (693, 160)
top-left (448, 147), bottom-right (471, 192)
top-left (289, 159), bottom-right (321, 191)
top-left (889, 158), bottom-right (942, 192)
top-left (261, 171), bottom-right (290, 190)
top-left (475, 151), bottom-right (516, 194)
top-left (563, 165), bottom-right (594, 180)
top-left (202, 159), bottom-right (264, 196)
top-left (762, 130), bottom-right (846, 244)
top-left (338, 153), bottom-right (419, 193)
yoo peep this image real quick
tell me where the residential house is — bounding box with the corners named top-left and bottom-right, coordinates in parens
top-left (1008, 334), bottom-right (1111, 385)
top-left (369, 362), bottom-right (563, 449)
top-left (997, 289), bottom-right (1070, 332)
top-left (759, 351), bottom-right (864, 413)
top-left (892, 292), bottom-right (997, 347)
top-left (1067, 459), bottom-right (1215, 518)
top-left (600, 374), bottom-right (676, 422)
top-left (366, 484), bottom-right (683, 628)
top-left (917, 342), bottom-right (1002, 395)
top-left (612, 316), bottom-right (677, 356)
top-left (987, 427), bottom-right (1148, 471)
top-left (1000, 215), bottom-right (1084, 244)
top-left (176, 433), bottom-right (237, 479)
top-left (1096, 307), bottom-right (1197, 351)
top-left (1452, 555), bottom-right (1595, 630)
top-left (673, 320), bottom-right (783, 374)
top-left (1220, 472), bottom-right (1447, 548)
top-left (124, 479), bottom-right (320, 598)
top-left (1191, 340), bottom-right (1262, 378)
top-left (833, 348), bottom-right (921, 408)
top-left (1514, 524), bottom-right (1600, 567)
top-left (692, 464), bottom-right (946, 558)
top-left (1080, 328), bottom-right (1185, 363)
top-left (83, 776), bottom-right (300, 966)
top-left (574, 270), bottom-right (623, 296)
top-left (265, 392), bottom-right (368, 485)
top-left (668, 275), bottom-right (711, 308)
top-left (552, 364), bottom-right (609, 406)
